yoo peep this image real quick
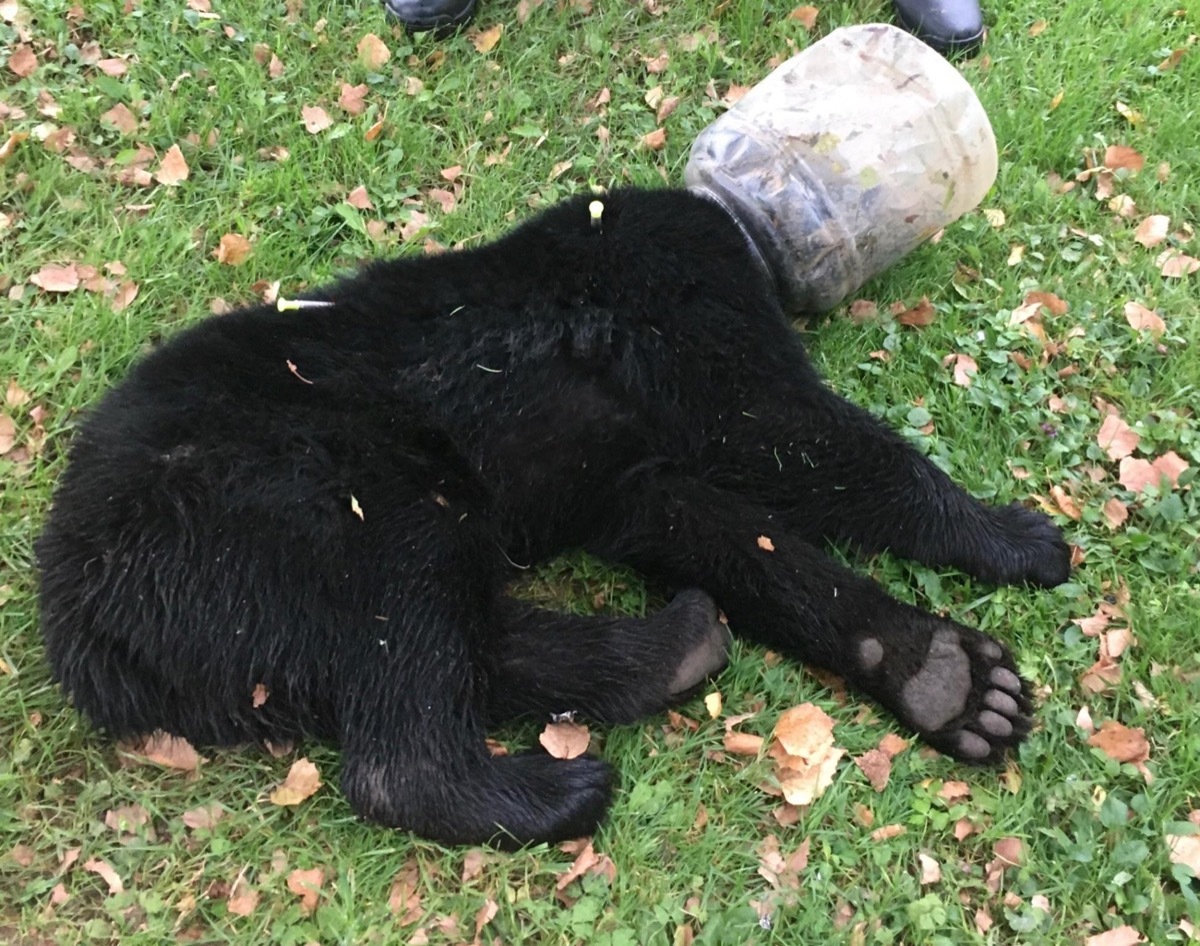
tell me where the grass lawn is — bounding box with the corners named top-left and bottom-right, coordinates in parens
top-left (3, 0), bottom-right (1200, 942)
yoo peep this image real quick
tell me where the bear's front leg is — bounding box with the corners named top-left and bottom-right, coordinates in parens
top-left (710, 383), bottom-right (1072, 589)
top-left (588, 474), bottom-right (1031, 762)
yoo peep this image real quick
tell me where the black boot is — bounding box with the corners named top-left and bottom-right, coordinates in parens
top-left (385, 0), bottom-right (476, 33)
top-left (892, 0), bottom-right (985, 55)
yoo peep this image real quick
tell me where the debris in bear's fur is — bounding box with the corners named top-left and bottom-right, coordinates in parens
top-left (36, 187), bottom-right (1070, 848)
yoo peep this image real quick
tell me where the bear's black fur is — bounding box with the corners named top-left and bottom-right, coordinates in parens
top-left (37, 188), bottom-right (1070, 847)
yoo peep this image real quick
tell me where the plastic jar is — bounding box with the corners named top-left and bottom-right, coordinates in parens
top-left (684, 23), bottom-right (998, 313)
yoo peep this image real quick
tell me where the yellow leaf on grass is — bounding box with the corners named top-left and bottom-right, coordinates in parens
top-left (269, 757), bottom-right (322, 805)
top-left (470, 23), bottom-right (503, 53)
top-left (214, 233), bottom-right (252, 266)
top-left (788, 5), bottom-right (819, 29)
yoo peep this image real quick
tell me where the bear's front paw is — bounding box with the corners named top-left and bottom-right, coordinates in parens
top-left (974, 502), bottom-right (1072, 588)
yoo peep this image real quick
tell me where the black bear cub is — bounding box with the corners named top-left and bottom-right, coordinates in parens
top-left (38, 188), bottom-right (1070, 847)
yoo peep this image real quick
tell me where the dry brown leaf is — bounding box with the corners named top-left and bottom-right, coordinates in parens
top-left (1024, 289), bottom-right (1069, 316)
top-left (0, 131), bottom-right (29, 164)
top-left (641, 127), bottom-right (667, 151)
top-left (101, 103), bottom-right (138, 135)
top-left (1150, 450), bottom-right (1189, 486)
top-left (182, 802), bottom-right (225, 830)
top-left (896, 296), bottom-right (935, 327)
top-left (104, 803), bottom-right (151, 835)
top-left (1087, 720), bottom-right (1149, 765)
top-left (642, 51), bottom-right (669, 73)
top-left (1085, 927), bottom-right (1146, 946)
top-left (789, 5), bottom-right (819, 29)
top-left (388, 859), bottom-right (423, 923)
top-left (8, 44), bottom-right (37, 77)
top-left (848, 299), bottom-right (877, 323)
top-left (1122, 301), bottom-right (1166, 336)
top-left (942, 352), bottom-right (978, 387)
top-left (269, 757), bottom-right (322, 805)
top-left (756, 834), bottom-right (809, 890)
top-left (287, 866), bottom-right (324, 913)
top-left (30, 263), bottom-right (80, 293)
top-left (1, 415), bottom-right (18, 455)
top-left (1134, 214), bottom-right (1169, 248)
top-left (656, 95), bottom-right (681, 124)
top-left (878, 733), bottom-right (908, 758)
top-left (1167, 827), bottom-right (1200, 875)
top-left (1118, 452), bottom-right (1187, 493)
top-left (853, 749), bottom-right (891, 792)
top-left (1102, 497), bottom-right (1129, 530)
top-left (555, 839), bottom-right (616, 892)
top-left (357, 33), bottom-right (391, 70)
top-left (214, 233), bottom-right (252, 266)
top-left (1104, 145), bottom-right (1144, 173)
top-left (724, 730), bottom-right (764, 755)
top-left (119, 731), bottom-right (201, 771)
top-left (154, 144), bottom-right (189, 187)
top-left (993, 837), bottom-right (1024, 866)
top-left (227, 876), bottom-right (260, 916)
top-left (539, 720), bottom-right (589, 759)
top-left (426, 187), bottom-right (456, 214)
top-left (460, 847), bottom-right (486, 884)
top-left (96, 58), bottom-right (127, 77)
top-left (721, 84), bottom-right (752, 108)
top-left (774, 704), bottom-right (834, 757)
top-left (111, 279), bottom-right (138, 313)
top-left (1158, 251), bottom-right (1200, 278)
top-left (338, 83), bottom-right (369, 116)
top-left (770, 703), bottom-right (843, 805)
top-left (470, 23), bottom-right (503, 54)
top-left (346, 185), bottom-right (374, 210)
top-left (871, 824), bottom-right (905, 841)
top-left (5, 380), bottom-right (30, 408)
top-left (83, 858), bottom-right (123, 894)
top-left (1080, 652), bottom-right (1122, 695)
top-left (937, 780), bottom-right (971, 803)
top-left (1097, 414), bottom-right (1139, 461)
top-left (302, 105), bottom-right (333, 134)
top-left (1049, 485), bottom-right (1082, 520)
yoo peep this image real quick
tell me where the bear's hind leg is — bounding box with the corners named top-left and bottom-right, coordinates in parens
top-left (484, 588), bottom-right (730, 726)
top-left (336, 535), bottom-right (612, 848)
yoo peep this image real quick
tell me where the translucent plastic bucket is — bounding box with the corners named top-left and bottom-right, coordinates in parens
top-left (684, 24), bottom-right (998, 312)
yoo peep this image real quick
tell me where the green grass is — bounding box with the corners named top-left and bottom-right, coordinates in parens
top-left (3, 0), bottom-right (1200, 943)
